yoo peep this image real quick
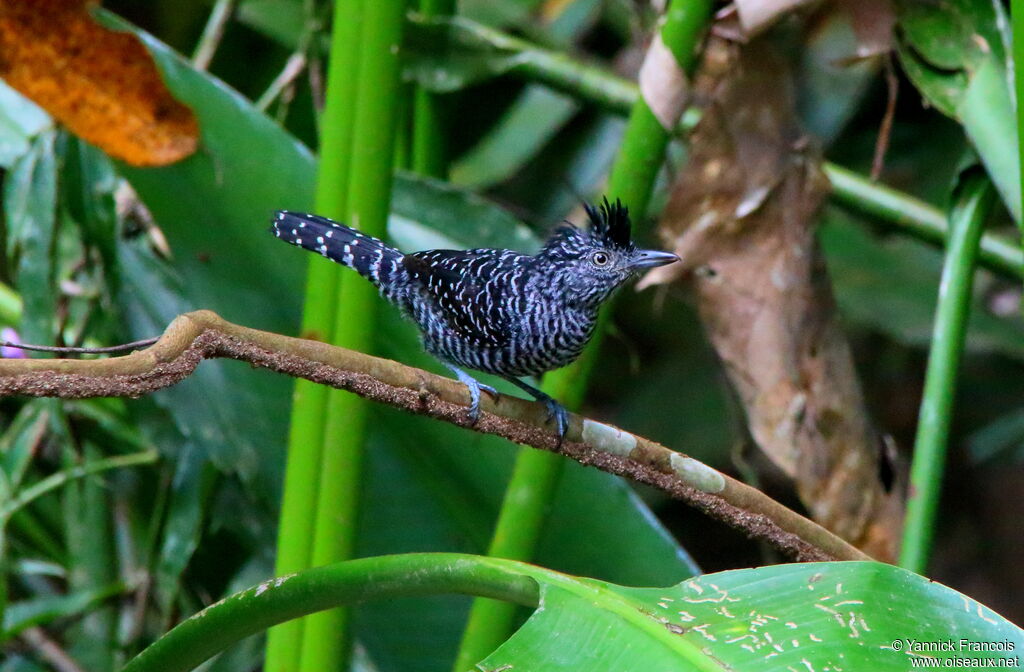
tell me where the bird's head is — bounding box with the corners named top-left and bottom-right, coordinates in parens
top-left (539, 198), bottom-right (679, 307)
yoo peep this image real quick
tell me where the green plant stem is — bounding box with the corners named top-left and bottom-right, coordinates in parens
top-left (421, 16), bottom-right (639, 115)
top-left (452, 3), bottom-right (713, 669)
top-left (608, 0), bottom-right (712, 216)
top-left (412, 0), bottom-right (454, 177)
top-left (124, 554), bottom-right (540, 672)
top-left (265, 0), bottom-right (364, 669)
top-left (298, 1), bottom-right (407, 671)
top-left (899, 173), bottom-right (995, 574)
top-left (824, 163), bottom-right (1022, 279)
top-left (450, 444), bottom-right (563, 672)
top-left (409, 16), bottom-right (1023, 280)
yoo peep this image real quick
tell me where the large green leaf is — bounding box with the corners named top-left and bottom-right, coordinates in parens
top-left (894, 0), bottom-right (1019, 223)
top-left (483, 561), bottom-right (1024, 671)
top-left (821, 207), bottom-right (1024, 360)
top-left (124, 554), bottom-right (1024, 672)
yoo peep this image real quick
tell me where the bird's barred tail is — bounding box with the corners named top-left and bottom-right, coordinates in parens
top-left (271, 211), bottom-right (404, 289)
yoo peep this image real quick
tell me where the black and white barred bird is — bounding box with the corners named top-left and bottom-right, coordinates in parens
top-left (270, 198), bottom-right (678, 440)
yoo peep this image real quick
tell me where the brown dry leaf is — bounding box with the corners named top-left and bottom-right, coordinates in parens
top-left (838, 0), bottom-right (894, 62)
top-left (643, 37), bottom-right (904, 561)
top-left (723, 0), bottom-right (821, 39)
top-left (0, 0), bottom-right (198, 166)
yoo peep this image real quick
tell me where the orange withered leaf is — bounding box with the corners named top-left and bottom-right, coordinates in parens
top-left (0, 0), bottom-right (199, 166)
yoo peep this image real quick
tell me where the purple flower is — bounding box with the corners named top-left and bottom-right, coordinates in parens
top-left (1, 327), bottom-right (26, 359)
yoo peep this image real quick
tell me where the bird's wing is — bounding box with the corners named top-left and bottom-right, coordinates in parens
top-left (402, 249), bottom-right (520, 347)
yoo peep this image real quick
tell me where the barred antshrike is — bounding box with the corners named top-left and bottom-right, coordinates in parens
top-left (270, 199), bottom-right (678, 440)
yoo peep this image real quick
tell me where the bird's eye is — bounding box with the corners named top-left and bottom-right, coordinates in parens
top-left (591, 251), bottom-right (610, 267)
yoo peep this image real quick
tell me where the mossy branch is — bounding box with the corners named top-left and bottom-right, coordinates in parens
top-left (0, 310), bottom-right (870, 563)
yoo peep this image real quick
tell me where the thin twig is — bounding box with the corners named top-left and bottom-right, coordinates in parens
top-left (20, 627), bottom-right (87, 672)
top-left (1, 337), bottom-right (159, 356)
top-left (0, 311), bottom-right (872, 563)
top-left (256, 53), bottom-right (309, 112)
top-left (192, 0), bottom-right (237, 71)
top-left (870, 57), bottom-right (899, 181)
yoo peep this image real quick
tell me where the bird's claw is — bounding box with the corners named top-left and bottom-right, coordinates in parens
top-left (448, 366), bottom-right (496, 426)
top-left (541, 397), bottom-right (569, 445)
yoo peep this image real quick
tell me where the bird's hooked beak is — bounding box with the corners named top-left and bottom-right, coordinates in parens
top-left (630, 249), bottom-right (680, 270)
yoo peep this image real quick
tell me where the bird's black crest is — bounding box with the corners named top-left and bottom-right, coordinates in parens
top-left (583, 197), bottom-right (631, 249)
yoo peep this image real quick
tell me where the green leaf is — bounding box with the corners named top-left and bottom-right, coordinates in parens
top-left (62, 138), bottom-right (121, 293)
top-left (0, 655), bottom-right (48, 672)
top-left (1, 582), bottom-right (124, 639)
top-left (894, 0), bottom-right (1019, 223)
top-left (450, 86), bottom-right (579, 189)
top-left (4, 130), bottom-right (58, 345)
top-left (821, 207), bottom-right (1024, 360)
top-left (484, 562), bottom-right (1024, 671)
top-left (0, 80), bottom-right (51, 169)
top-left (0, 402), bottom-right (49, 497)
top-left (896, 0), bottom-right (1008, 72)
top-left (390, 172), bottom-right (540, 252)
top-left (153, 444), bottom-right (216, 615)
top-left (124, 555), bottom-right (1024, 672)
top-left (237, 0), bottom-right (307, 50)
top-left (403, 17), bottom-right (525, 93)
top-left (968, 407), bottom-right (1024, 464)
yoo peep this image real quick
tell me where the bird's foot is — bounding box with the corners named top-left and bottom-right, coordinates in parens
top-left (448, 366), bottom-right (498, 425)
top-left (502, 377), bottom-right (569, 445)
top-left (540, 396), bottom-right (569, 445)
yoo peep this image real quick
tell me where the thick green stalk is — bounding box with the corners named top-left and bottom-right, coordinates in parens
top-left (452, 3), bottom-right (713, 669)
top-left (265, 0), bottom-right (364, 669)
top-left (415, 15), bottom-right (638, 114)
top-left (125, 554), bottom-right (540, 672)
top-left (450, 444), bottom-right (564, 672)
top-left (412, 0), bottom-right (454, 177)
top-left (298, 1), bottom-right (407, 670)
top-left (608, 0), bottom-right (712, 216)
top-left (824, 163), bottom-right (1022, 279)
top-left (412, 17), bottom-right (1023, 280)
top-left (899, 174), bottom-right (995, 574)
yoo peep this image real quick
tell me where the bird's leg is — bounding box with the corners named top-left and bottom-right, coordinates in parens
top-left (503, 377), bottom-right (569, 443)
top-left (446, 365), bottom-right (498, 424)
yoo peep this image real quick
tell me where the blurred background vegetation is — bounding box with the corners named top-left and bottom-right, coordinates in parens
top-left (0, 0), bottom-right (1020, 670)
